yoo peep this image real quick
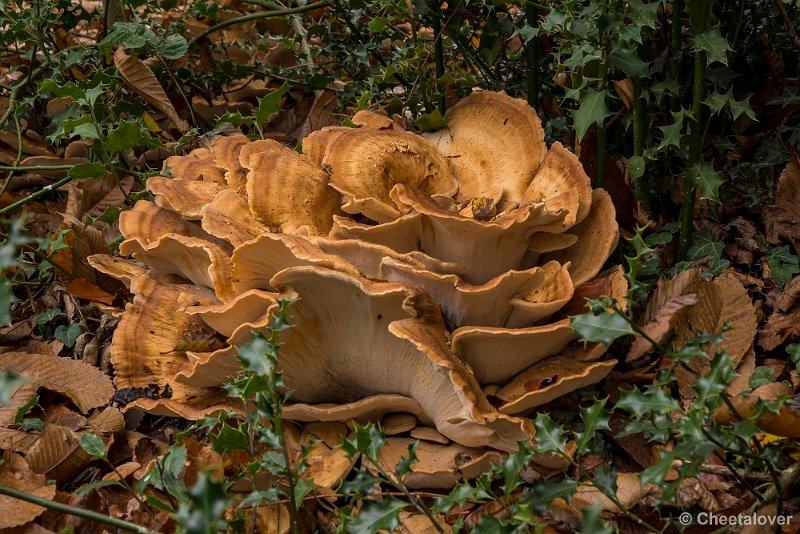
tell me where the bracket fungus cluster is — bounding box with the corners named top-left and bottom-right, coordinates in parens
top-left (92, 91), bottom-right (622, 487)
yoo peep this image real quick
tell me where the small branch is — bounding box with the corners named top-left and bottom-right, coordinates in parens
top-left (0, 165), bottom-right (75, 172)
top-left (0, 174), bottom-right (74, 216)
top-left (0, 484), bottom-right (159, 534)
top-left (771, 0), bottom-right (800, 50)
top-left (187, 2), bottom-right (330, 48)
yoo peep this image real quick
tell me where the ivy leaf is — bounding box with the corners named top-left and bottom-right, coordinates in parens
top-left (694, 26), bottom-right (730, 66)
top-left (54, 323), bottom-right (82, 348)
top-left (749, 366), bottom-right (775, 389)
top-left (346, 498), bottom-right (407, 534)
top-left (80, 433), bottom-right (107, 460)
top-left (254, 82), bottom-right (290, 126)
top-left (766, 245), bottom-right (800, 287)
top-left (39, 79), bottom-right (85, 99)
top-left (571, 88), bottom-right (611, 139)
top-left (106, 120), bottom-right (147, 153)
top-left (571, 306), bottom-right (635, 345)
top-left (685, 227), bottom-right (723, 260)
top-left (394, 441), bottom-right (418, 478)
top-left (500, 445), bottom-right (532, 495)
top-left (581, 502), bottom-right (613, 534)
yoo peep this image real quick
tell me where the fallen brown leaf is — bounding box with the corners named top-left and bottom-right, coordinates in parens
top-left (673, 273), bottom-right (757, 400)
top-left (0, 452), bottom-right (57, 529)
top-left (714, 381), bottom-right (800, 437)
top-left (0, 352), bottom-right (114, 413)
top-left (114, 47), bottom-right (188, 132)
top-left (25, 424), bottom-right (92, 484)
top-left (628, 294), bottom-right (698, 361)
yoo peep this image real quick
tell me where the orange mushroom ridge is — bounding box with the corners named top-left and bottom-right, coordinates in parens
top-left (93, 91), bottom-right (622, 486)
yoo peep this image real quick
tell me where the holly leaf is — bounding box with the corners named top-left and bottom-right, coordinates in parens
top-left (532, 413), bottom-right (567, 454)
top-left (416, 109), bottom-right (447, 132)
top-left (688, 163), bottom-right (723, 202)
top-left (657, 109), bottom-right (686, 151)
top-left (571, 306), bottom-right (635, 345)
top-left (609, 46), bottom-right (649, 78)
top-left (694, 26), bottom-right (730, 65)
top-left (346, 498), bottom-right (407, 534)
top-left (571, 88), bottom-right (611, 139)
top-left (575, 399), bottom-right (610, 455)
top-left (68, 162), bottom-right (107, 179)
top-left (254, 82), bottom-right (290, 126)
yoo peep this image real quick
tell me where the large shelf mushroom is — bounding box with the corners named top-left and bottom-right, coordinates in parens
top-left (92, 91), bottom-right (622, 487)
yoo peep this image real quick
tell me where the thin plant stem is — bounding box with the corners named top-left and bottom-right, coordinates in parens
top-left (632, 78), bottom-right (652, 213)
top-left (0, 484), bottom-right (159, 534)
top-left (525, 2), bottom-right (541, 109)
top-left (431, 2), bottom-right (446, 112)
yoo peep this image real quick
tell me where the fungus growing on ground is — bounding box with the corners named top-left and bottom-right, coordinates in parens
top-left (93, 91), bottom-right (622, 487)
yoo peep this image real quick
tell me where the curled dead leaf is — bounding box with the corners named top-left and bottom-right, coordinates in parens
top-left (114, 47), bottom-right (188, 132)
top-left (628, 294), bottom-right (698, 361)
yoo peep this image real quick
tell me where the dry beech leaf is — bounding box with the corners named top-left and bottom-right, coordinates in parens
top-left (0, 352), bottom-right (115, 413)
top-left (764, 152), bottom-right (800, 247)
top-left (568, 472), bottom-right (659, 512)
top-left (0, 453), bottom-right (57, 528)
top-left (65, 278), bottom-right (115, 305)
top-left (25, 424), bottom-right (91, 483)
top-left (714, 382), bottom-right (800, 437)
top-left (85, 406), bottom-right (125, 434)
top-left (673, 272), bottom-right (757, 400)
top-left (114, 47), bottom-right (188, 132)
top-left (628, 294), bottom-right (698, 361)
top-left (0, 382), bottom-right (38, 427)
top-left (398, 510), bottom-right (454, 534)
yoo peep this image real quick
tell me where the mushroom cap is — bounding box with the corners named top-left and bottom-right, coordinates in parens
top-left (266, 266), bottom-right (531, 451)
top-left (111, 274), bottom-right (219, 389)
top-left (148, 176), bottom-right (225, 220)
top-left (422, 91), bottom-right (547, 212)
top-left (392, 184), bottom-right (565, 284)
top-left (540, 189), bottom-right (620, 287)
top-left (245, 140), bottom-right (342, 235)
top-left (522, 142), bottom-right (593, 227)
top-left (452, 319), bottom-right (576, 385)
top-left (497, 356), bottom-right (617, 415)
top-left (304, 127), bottom-right (457, 222)
top-left (199, 189), bottom-right (269, 247)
